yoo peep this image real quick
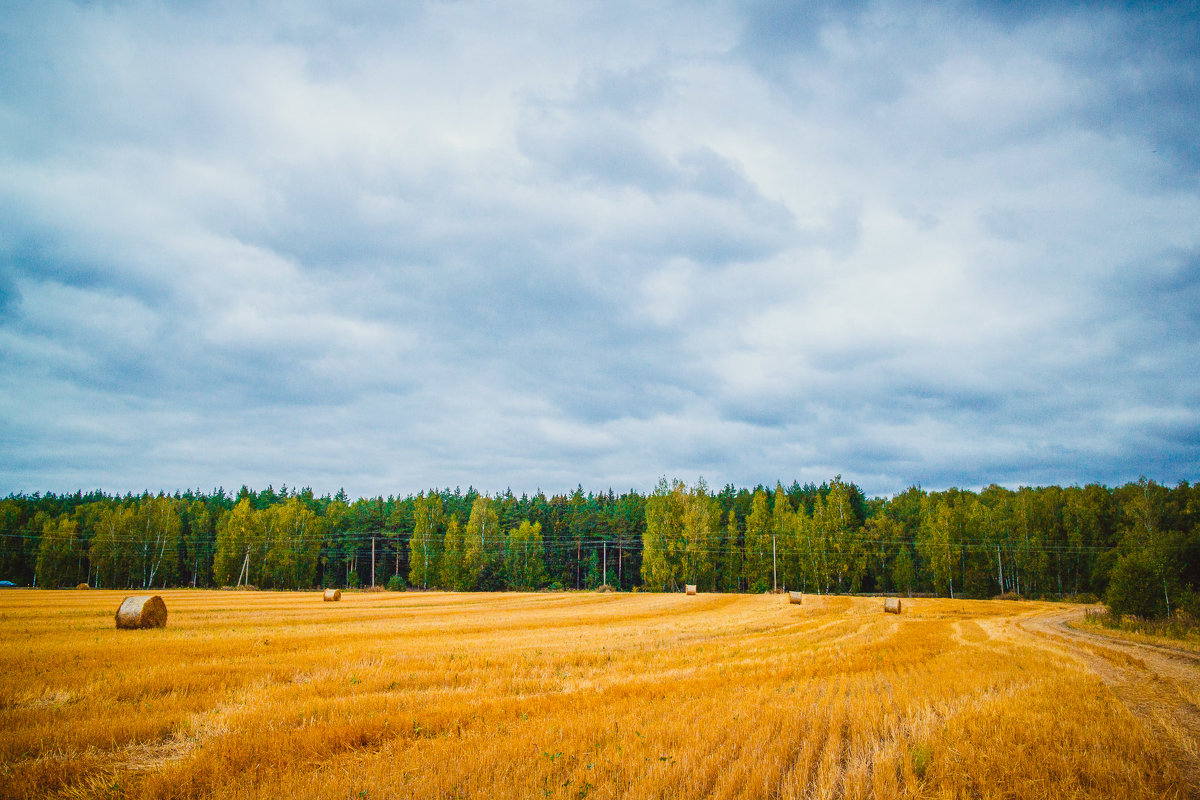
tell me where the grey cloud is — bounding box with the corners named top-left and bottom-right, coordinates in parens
top-left (4, 238), bottom-right (169, 308)
top-left (0, 264), bottom-right (20, 320)
top-left (0, 0), bottom-right (1197, 497)
top-left (735, 0), bottom-right (870, 72)
top-left (730, 0), bottom-right (1199, 182)
top-left (573, 66), bottom-right (670, 120)
top-left (1151, 251), bottom-right (1200, 335)
top-left (517, 116), bottom-right (680, 193)
top-left (516, 80), bottom-right (797, 264)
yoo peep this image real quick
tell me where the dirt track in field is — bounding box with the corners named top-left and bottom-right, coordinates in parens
top-left (1020, 607), bottom-right (1200, 796)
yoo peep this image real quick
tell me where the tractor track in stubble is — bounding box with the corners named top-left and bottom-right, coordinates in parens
top-left (1019, 606), bottom-right (1200, 796)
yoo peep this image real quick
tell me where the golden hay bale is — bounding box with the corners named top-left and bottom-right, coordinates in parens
top-left (323, 588), bottom-right (341, 601)
top-left (115, 595), bottom-right (167, 629)
top-left (789, 591), bottom-right (803, 605)
top-left (884, 597), bottom-right (902, 614)
top-left (685, 584), bottom-right (697, 595)
top-left (76, 583), bottom-right (89, 590)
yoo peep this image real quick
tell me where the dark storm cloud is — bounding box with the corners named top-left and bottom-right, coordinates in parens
top-left (0, 0), bottom-right (1197, 496)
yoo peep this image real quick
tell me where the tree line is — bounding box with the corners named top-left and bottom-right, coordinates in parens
top-left (3, 477), bottom-right (1197, 617)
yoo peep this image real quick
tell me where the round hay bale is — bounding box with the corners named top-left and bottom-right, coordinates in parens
top-left (788, 591), bottom-right (803, 605)
top-left (685, 584), bottom-right (697, 595)
top-left (884, 597), bottom-right (902, 614)
top-left (323, 588), bottom-right (341, 601)
top-left (115, 595), bottom-right (167, 629)
top-left (76, 583), bottom-right (89, 590)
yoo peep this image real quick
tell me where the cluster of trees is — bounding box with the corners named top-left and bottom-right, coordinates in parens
top-left (641, 477), bottom-right (1200, 618)
top-left (3, 477), bottom-right (1198, 617)
top-left (0, 485), bottom-right (645, 593)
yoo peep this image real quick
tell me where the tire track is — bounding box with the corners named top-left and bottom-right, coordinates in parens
top-left (1020, 607), bottom-right (1200, 795)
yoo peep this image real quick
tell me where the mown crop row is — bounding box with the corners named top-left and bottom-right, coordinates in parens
top-left (0, 591), bottom-right (1183, 799)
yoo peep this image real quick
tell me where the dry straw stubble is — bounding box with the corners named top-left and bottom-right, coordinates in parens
top-left (0, 591), bottom-right (1188, 800)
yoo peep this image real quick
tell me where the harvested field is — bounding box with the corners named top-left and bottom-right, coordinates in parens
top-left (0, 591), bottom-right (1190, 799)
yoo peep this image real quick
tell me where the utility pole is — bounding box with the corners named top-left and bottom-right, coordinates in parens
top-left (997, 546), bottom-right (1004, 593)
top-left (602, 540), bottom-right (607, 586)
top-left (371, 535), bottom-right (376, 588)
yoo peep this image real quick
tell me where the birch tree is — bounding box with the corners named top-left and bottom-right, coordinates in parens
top-left (214, 499), bottom-right (264, 586)
top-left (35, 516), bottom-right (82, 588)
top-left (463, 496), bottom-right (500, 589)
top-left (132, 496), bottom-right (181, 588)
top-left (440, 517), bottom-right (466, 590)
top-left (408, 491), bottom-right (444, 590)
top-left (642, 478), bottom-right (716, 590)
top-left (261, 498), bottom-right (323, 588)
top-left (741, 489), bottom-right (772, 592)
top-left (506, 520), bottom-right (546, 590)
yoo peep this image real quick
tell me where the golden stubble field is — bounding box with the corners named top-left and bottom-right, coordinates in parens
top-left (0, 590), bottom-right (1187, 800)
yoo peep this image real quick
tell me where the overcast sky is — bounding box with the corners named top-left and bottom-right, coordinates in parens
top-left (1, 1), bottom-right (1197, 499)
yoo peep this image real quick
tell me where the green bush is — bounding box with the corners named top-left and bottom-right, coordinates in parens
top-left (1085, 606), bottom-right (1200, 641)
top-left (386, 574), bottom-right (406, 591)
top-left (1105, 551), bottom-right (1168, 619)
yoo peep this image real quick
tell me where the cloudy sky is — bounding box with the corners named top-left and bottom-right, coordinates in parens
top-left (1, 1), bottom-right (1197, 499)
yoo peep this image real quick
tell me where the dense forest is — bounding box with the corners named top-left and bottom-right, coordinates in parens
top-left (3, 477), bottom-right (1198, 618)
